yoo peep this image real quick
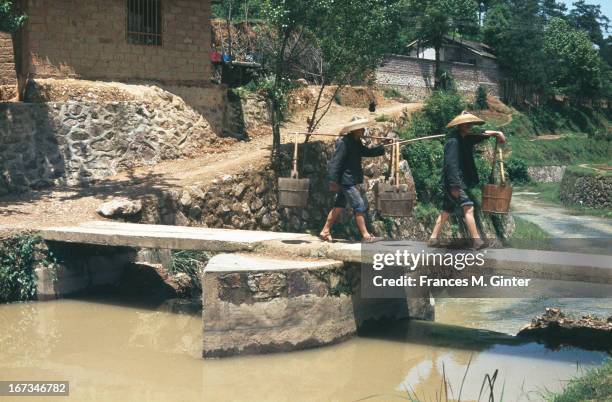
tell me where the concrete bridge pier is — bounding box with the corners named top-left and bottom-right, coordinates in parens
top-left (202, 253), bottom-right (434, 358)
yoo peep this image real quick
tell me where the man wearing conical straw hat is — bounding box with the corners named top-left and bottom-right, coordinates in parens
top-left (319, 118), bottom-right (387, 243)
top-left (429, 111), bottom-right (506, 249)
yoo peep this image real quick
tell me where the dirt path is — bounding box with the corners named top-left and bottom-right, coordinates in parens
top-left (512, 192), bottom-right (612, 238)
top-left (0, 102), bottom-right (421, 230)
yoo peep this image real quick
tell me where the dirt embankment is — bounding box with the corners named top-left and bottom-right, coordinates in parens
top-left (518, 308), bottom-right (612, 351)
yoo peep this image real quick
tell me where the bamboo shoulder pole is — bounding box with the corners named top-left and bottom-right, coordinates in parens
top-left (383, 134), bottom-right (446, 147)
top-left (292, 132), bottom-right (390, 140)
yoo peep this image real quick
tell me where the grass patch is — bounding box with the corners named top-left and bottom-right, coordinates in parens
top-left (169, 250), bottom-right (212, 293)
top-left (546, 359), bottom-right (612, 402)
top-left (381, 86), bottom-right (407, 101)
top-left (565, 164), bottom-right (612, 177)
top-left (503, 216), bottom-right (553, 250)
top-left (375, 114), bottom-right (392, 122)
top-left (509, 134), bottom-right (611, 167)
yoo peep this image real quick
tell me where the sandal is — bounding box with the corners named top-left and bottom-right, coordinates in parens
top-left (363, 236), bottom-right (383, 243)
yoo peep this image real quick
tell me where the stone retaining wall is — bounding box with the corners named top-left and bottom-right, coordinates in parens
top-left (560, 168), bottom-right (611, 209)
top-left (139, 140), bottom-right (511, 242)
top-left (376, 55), bottom-right (501, 102)
top-left (140, 140), bottom-right (430, 240)
top-left (527, 166), bottom-right (566, 183)
top-left (0, 97), bottom-right (218, 192)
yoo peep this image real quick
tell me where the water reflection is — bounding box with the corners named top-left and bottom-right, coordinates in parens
top-left (0, 296), bottom-right (608, 402)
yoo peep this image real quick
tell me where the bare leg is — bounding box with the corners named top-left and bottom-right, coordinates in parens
top-left (320, 207), bottom-right (343, 239)
top-left (463, 205), bottom-right (480, 239)
top-left (355, 212), bottom-right (372, 240)
top-left (430, 211), bottom-right (450, 239)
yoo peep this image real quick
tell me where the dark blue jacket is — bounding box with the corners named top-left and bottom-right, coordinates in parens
top-left (328, 135), bottom-right (385, 186)
top-left (443, 132), bottom-right (487, 188)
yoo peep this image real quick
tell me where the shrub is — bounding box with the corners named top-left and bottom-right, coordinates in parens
top-left (436, 69), bottom-right (456, 92)
top-left (0, 235), bottom-right (57, 303)
top-left (382, 87), bottom-right (404, 99)
top-left (401, 139), bottom-right (444, 203)
top-left (474, 85), bottom-right (488, 110)
top-left (422, 90), bottom-right (466, 134)
top-left (504, 157), bottom-right (531, 184)
top-left (375, 114), bottom-right (392, 122)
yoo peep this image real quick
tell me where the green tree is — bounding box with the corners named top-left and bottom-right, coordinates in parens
top-left (0, 0), bottom-right (26, 33)
top-left (403, 0), bottom-right (479, 88)
top-left (260, 0), bottom-right (326, 163)
top-left (544, 17), bottom-right (604, 101)
top-left (305, 0), bottom-right (399, 134)
top-left (540, 0), bottom-right (567, 21)
top-left (483, 0), bottom-right (547, 92)
top-left (568, 0), bottom-right (609, 48)
top-left (212, 0), bottom-right (264, 21)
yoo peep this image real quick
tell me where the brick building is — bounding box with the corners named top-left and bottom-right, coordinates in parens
top-left (0, 32), bottom-right (17, 100)
top-left (376, 36), bottom-right (502, 101)
top-left (2, 0), bottom-right (213, 97)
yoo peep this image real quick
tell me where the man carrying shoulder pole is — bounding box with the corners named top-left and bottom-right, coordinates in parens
top-left (428, 112), bottom-right (506, 250)
top-left (319, 119), bottom-right (388, 243)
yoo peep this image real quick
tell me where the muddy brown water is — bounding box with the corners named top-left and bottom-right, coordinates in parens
top-left (0, 295), bottom-right (609, 402)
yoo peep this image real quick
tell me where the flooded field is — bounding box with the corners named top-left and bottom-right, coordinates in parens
top-left (1, 295), bottom-right (609, 402)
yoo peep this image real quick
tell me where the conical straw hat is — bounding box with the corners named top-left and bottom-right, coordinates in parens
top-left (446, 111), bottom-right (485, 128)
top-left (339, 118), bottom-right (369, 135)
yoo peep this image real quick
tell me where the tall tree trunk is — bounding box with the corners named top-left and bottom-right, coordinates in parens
top-left (270, 32), bottom-right (290, 167)
top-left (434, 44), bottom-right (441, 89)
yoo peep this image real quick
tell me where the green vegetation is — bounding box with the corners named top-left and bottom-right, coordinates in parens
top-left (565, 164), bottom-right (612, 177)
top-left (474, 85), bottom-right (488, 110)
top-left (0, 0), bottom-right (27, 33)
top-left (509, 135), bottom-right (610, 167)
top-left (0, 235), bottom-right (57, 303)
top-left (504, 157), bottom-right (530, 184)
top-left (375, 114), bottom-right (392, 122)
top-left (504, 216), bottom-right (551, 249)
top-left (382, 87), bottom-right (406, 100)
top-left (482, 0), bottom-right (612, 104)
top-left (399, 0), bottom-right (478, 89)
top-left (546, 359), bottom-right (612, 402)
top-left (169, 250), bottom-right (212, 292)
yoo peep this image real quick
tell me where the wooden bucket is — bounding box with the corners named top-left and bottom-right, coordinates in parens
top-left (376, 140), bottom-right (415, 217)
top-left (278, 177), bottom-right (310, 208)
top-left (278, 134), bottom-right (310, 208)
top-left (376, 182), bottom-right (415, 217)
top-left (482, 144), bottom-right (512, 214)
top-left (481, 184), bottom-right (512, 213)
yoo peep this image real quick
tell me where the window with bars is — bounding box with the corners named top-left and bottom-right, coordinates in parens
top-left (127, 0), bottom-right (162, 46)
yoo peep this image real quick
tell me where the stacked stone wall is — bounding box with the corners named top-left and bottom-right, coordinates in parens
top-left (376, 55), bottom-right (501, 102)
top-left (560, 168), bottom-right (611, 209)
top-left (0, 95), bottom-right (218, 191)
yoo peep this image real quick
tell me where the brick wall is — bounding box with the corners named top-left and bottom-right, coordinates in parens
top-left (0, 32), bottom-right (17, 100)
top-left (21, 0), bottom-right (211, 86)
top-left (376, 55), bottom-right (501, 101)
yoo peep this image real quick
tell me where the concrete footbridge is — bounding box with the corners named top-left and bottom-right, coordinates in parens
top-left (39, 221), bottom-right (611, 358)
